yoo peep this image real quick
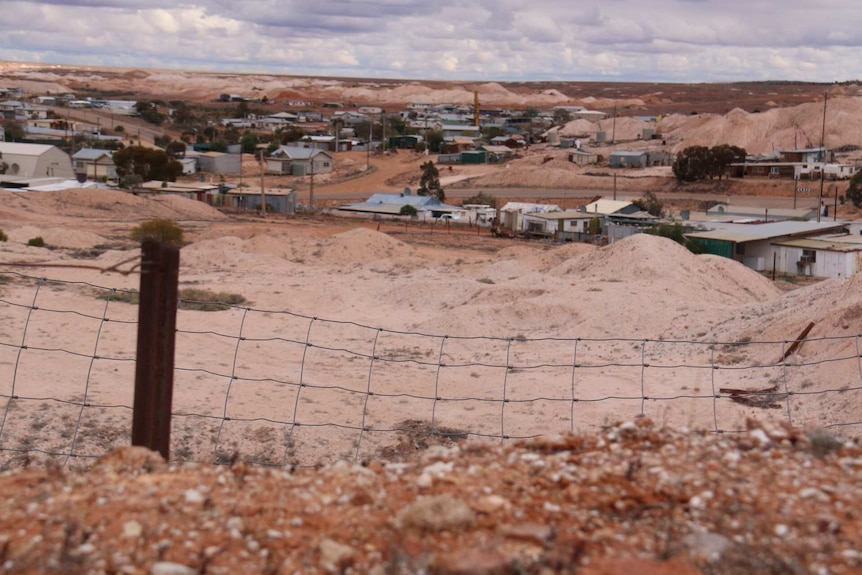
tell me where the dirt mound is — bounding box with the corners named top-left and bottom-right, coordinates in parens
top-left (314, 227), bottom-right (415, 266)
top-left (3, 225), bottom-right (108, 249)
top-left (658, 95), bottom-right (862, 155)
top-left (0, 188), bottom-right (226, 222)
top-left (553, 233), bottom-right (781, 305)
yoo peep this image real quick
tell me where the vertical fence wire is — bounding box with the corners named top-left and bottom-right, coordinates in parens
top-left (213, 307), bottom-right (249, 463)
top-left (0, 277), bottom-right (44, 449)
top-left (353, 328), bottom-right (381, 462)
top-left (63, 292), bottom-right (112, 466)
top-left (500, 338), bottom-right (512, 442)
top-left (282, 316), bottom-right (316, 467)
top-left (569, 338), bottom-right (579, 433)
top-left (430, 335), bottom-right (448, 438)
top-left (709, 346), bottom-right (720, 433)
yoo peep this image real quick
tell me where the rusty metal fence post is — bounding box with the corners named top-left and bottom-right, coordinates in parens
top-left (131, 240), bottom-right (179, 460)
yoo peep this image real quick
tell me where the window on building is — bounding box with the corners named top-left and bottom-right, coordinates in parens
top-left (735, 243), bottom-right (746, 255)
top-left (802, 249), bottom-right (816, 263)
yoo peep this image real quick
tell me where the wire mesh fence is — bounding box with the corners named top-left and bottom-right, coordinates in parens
top-left (1, 269), bottom-right (861, 470)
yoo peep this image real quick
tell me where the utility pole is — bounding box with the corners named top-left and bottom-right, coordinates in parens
top-left (259, 148), bottom-right (266, 218)
top-left (309, 153), bottom-right (315, 209)
top-left (366, 120), bottom-right (371, 169)
top-left (817, 92), bottom-right (827, 223)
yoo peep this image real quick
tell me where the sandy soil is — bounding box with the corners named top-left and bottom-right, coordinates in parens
top-left (2, 65), bottom-right (862, 573)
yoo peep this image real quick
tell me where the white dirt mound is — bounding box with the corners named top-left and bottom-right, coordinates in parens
top-left (4, 225), bottom-right (108, 249)
top-left (552, 233), bottom-right (781, 306)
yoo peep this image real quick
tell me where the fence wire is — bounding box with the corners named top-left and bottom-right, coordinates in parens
top-left (1, 270), bottom-right (861, 470)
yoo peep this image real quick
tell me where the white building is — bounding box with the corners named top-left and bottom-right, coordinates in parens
top-left (0, 142), bottom-right (75, 180)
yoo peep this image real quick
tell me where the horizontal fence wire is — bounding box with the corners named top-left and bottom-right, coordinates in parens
top-left (1, 269), bottom-right (861, 470)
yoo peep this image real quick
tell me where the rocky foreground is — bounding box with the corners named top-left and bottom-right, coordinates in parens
top-left (1, 418), bottom-right (860, 575)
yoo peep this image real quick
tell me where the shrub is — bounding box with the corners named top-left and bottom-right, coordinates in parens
top-left (27, 237), bottom-right (45, 247)
top-left (179, 288), bottom-right (247, 311)
top-left (130, 219), bottom-right (184, 245)
top-left (0, 229), bottom-right (7, 242)
top-left (399, 204), bottom-right (418, 217)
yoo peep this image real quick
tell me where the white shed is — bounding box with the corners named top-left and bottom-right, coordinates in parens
top-left (0, 142), bottom-right (75, 179)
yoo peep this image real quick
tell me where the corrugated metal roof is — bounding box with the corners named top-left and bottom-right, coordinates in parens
top-left (686, 221), bottom-right (847, 243)
top-left (773, 237), bottom-right (862, 252)
top-left (72, 149), bottom-right (113, 160)
top-left (609, 151), bottom-right (647, 157)
top-left (706, 205), bottom-right (815, 219)
top-left (583, 199), bottom-right (633, 215)
top-left (530, 210), bottom-right (594, 221)
top-left (0, 142), bottom-right (55, 156)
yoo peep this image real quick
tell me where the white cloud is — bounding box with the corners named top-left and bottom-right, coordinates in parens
top-left (1, 0), bottom-right (861, 81)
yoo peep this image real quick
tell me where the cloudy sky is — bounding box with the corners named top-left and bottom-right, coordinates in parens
top-left (1, 0), bottom-right (860, 82)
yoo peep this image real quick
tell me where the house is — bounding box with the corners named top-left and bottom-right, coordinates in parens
top-left (521, 210), bottom-right (596, 241)
top-left (581, 199), bottom-right (638, 217)
top-left (498, 202), bottom-right (561, 234)
top-left (475, 145), bottom-right (514, 162)
top-left (771, 235), bottom-right (862, 278)
top-left (568, 149), bottom-right (599, 165)
top-left (138, 180), bottom-right (221, 203)
top-left (0, 142), bottom-right (75, 180)
top-left (338, 192), bottom-right (464, 220)
top-left (266, 146), bottom-right (333, 176)
top-left (440, 124), bottom-right (481, 140)
top-left (698, 204), bottom-right (818, 222)
top-left (388, 135), bottom-right (424, 150)
top-left (197, 151), bottom-right (241, 175)
top-left (71, 149), bottom-right (117, 181)
top-left (609, 151), bottom-right (648, 168)
top-left (215, 188), bottom-right (297, 214)
top-left (685, 220), bottom-right (847, 272)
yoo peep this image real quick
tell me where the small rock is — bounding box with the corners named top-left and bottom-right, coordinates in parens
top-left (434, 548), bottom-right (511, 575)
top-left (680, 532), bottom-right (733, 562)
top-left (396, 495), bottom-right (475, 532)
top-left (472, 495), bottom-right (508, 514)
top-left (502, 522), bottom-right (555, 545)
top-left (122, 520), bottom-right (143, 538)
top-left (151, 562), bottom-right (196, 575)
top-left (318, 538), bottom-right (355, 573)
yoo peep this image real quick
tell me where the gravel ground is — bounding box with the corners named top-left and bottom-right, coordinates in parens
top-left (1, 418), bottom-right (860, 575)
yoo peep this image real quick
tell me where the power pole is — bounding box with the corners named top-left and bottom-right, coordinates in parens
top-left (309, 153), bottom-right (315, 209)
top-left (817, 92), bottom-right (827, 223)
top-left (259, 149), bottom-right (266, 218)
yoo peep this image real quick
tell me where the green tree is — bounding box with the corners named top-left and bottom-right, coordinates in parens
top-left (553, 108), bottom-right (572, 125)
top-left (165, 141), bottom-right (187, 160)
top-left (461, 191), bottom-right (497, 208)
top-left (481, 126), bottom-right (505, 141)
top-left (240, 132), bottom-right (259, 154)
top-left (425, 129), bottom-right (444, 153)
top-left (114, 145), bottom-right (183, 184)
top-left (418, 161), bottom-right (445, 201)
top-left (236, 100), bottom-right (250, 119)
top-left (2, 119), bottom-right (26, 142)
top-left (672, 145), bottom-right (712, 181)
top-left (632, 191), bottom-right (664, 217)
top-left (134, 101), bottom-right (166, 126)
top-left (672, 144), bottom-right (747, 182)
top-left (276, 126), bottom-right (307, 144)
top-left (709, 144), bottom-right (747, 180)
top-left (644, 223), bottom-right (704, 254)
top-left (399, 204), bottom-right (418, 217)
top-left (847, 170), bottom-right (862, 208)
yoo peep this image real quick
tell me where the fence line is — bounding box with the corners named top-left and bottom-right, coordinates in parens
top-left (1, 268), bottom-right (861, 470)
